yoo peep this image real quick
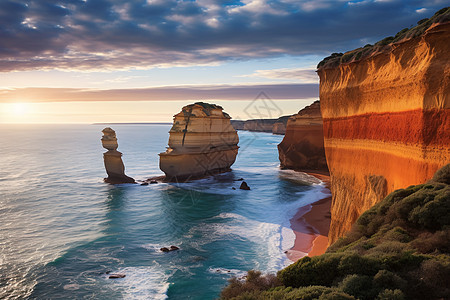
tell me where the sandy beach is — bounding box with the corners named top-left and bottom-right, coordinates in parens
top-left (285, 172), bottom-right (331, 262)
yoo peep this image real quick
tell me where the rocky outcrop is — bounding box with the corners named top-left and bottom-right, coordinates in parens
top-left (277, 101), bottom-right (328, 172)
top-left (318, 12), bottom-right (450, 244)
top-left (159, 102), bottom-right (239, 181)
top-left (101, 128), bottom-right (135, 184)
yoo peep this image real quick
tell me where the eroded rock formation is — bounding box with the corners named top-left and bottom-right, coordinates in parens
top-left (318, 16), bottom-right (450, 244)
top-left (278, 101), bottom-right (328, 172)
top-left (101, 128), bottom-right (135, 184)
top-left (159, 102), bottom-right (239, 181)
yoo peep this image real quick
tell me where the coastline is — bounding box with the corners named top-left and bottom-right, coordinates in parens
top-left (285, 172), bottom-right (331, 262)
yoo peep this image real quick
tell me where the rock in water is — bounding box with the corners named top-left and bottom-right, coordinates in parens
top-left (101, 128), bottom-right (135, 184)
top-left (108, 274), bottom-right (126, 279)
top-left (159, 102), bottom-right (239, 181)
top-left (239, 181), bottom-right (250, 190)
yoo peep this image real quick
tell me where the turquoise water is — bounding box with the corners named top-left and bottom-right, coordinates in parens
top-left (0, 124), bottom-right (327, 299)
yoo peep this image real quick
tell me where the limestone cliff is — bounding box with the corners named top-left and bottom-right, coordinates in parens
top-left (159, 102), bottom-right (239, 181)
top-left (101, 128), bottom-right (135, 184)
top-left (318, 10), bottom-right (450, 244)
top-left (278, 101), bottom-right (328, 172)
top-left (272, 115), bottom-right (290, 135)
top-left (230, 115), bottom-right (291, 134)
top-left (243, 119), bottom-right (277, 132)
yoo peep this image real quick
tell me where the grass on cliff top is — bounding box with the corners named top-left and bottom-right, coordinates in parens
top-left (220, 164), bottom-right (450, 300)
top-left (317, 7), bottom-right (450, 69)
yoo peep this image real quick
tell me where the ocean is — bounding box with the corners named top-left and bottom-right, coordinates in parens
top-left (0, 124), bottom-right (327, 299)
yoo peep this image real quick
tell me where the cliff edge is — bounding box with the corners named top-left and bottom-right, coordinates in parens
top-left (318, 8), bottom-right (450, 244)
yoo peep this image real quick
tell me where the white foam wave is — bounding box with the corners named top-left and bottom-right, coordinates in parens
top-left (106, 265), bottom-right (170, 300)
top-left (207, 267), bottom-right (247, 279)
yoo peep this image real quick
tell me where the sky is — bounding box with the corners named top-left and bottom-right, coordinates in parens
top-left (0, 0), bottom-right (448, 123)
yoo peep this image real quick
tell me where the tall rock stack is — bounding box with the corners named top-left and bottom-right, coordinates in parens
top-left (101, 128), bottom-right (135, 184)
top-left (318, 10), bottom-right (450, 244)
top-left (159, 102), bottom-right (239, 181)
top-left (278, 101), bottom-right (328, 172)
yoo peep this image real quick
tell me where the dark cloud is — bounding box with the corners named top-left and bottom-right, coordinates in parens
top-left (0, 83), bottom-right (318, 102)
top-left (0, 0), bottom-right (448, 71)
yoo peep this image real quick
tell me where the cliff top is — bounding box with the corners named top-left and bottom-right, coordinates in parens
top-left (317, 7), bottom-right (450, 70)
top-left (179, 102), bottom-right (231, 118)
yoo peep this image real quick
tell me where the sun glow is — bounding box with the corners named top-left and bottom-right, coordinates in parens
top-left (10, 103), bottom-right (29, 115)
top-left (11, 103), bottom-right (28, 116)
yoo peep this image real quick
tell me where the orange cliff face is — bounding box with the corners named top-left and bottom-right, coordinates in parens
top-left (278, 101), bottom-right (328, 172)
top-left (318, 21), bottom-right (450, 244)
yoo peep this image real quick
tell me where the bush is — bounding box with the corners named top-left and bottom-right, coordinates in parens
top-left (410, 230), bottom-right (450, 253)
top-left (339, 274), bottom-right (375, 300)
top-left (373, 270), bottom-right (406, 291)
top-left (279, 254), bottom-right (342, 287)
top-left (377, 289), bottom-right (405, 300)
top-left (432, 163), bottom-right (450, 184)
top-left (220, 270), bottom-right (280, 299)
top-left (337, 253), bottom-right (380, 276)
top-left (383, 227), bottom-right (412, 243)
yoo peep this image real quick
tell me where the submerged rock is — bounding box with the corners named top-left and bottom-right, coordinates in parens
top-left (159, 102), bottom-right (239, 181)
top-left (239, 181), bottom-right (250, 190)
top-left (160, 246), bottom-right (180, 252)
top-left (108, 274), bottom-right (126, 279)
top-left (101, 128), bottom-right (135, 184)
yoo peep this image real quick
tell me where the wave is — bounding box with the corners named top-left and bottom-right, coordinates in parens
top-left (105, 266), bottom-right (170, 300)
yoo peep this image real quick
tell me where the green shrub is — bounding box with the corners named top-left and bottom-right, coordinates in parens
top-left (373, 270), bottom-right (406, 291)
top-left (337, 253), bottom-right (380, 276)
top-left (376, 289), bottom-right (405, 300)
top-left (339, 274), bottom-right (375, 300)
top-left (319, 291), bottom-right (355, 300)
top-left (278, 254), bottom-right (341, 287)
top-left (220, 270), bottom-right (280, 299)
top-left (383, 227), bottom-right (412, 243)
top-left (410, 229), bottom-right (450, 253)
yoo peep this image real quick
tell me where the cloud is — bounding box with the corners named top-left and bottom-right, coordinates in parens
top-left (0, 83), bottom-right (318, 102)
top-left (240, 67), bottom-right (318, 83)
top-left (0, 0), bottom-right (446, 72)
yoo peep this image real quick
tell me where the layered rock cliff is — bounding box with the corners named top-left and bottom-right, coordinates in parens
top-left (159, 102), bottom-right (239, 181)
top-left (278, 101), bottom-right (328, 172)
top-left (318, 10), bottom-right (450, 244)
top-left (101, 127), bottom-right (135, 184)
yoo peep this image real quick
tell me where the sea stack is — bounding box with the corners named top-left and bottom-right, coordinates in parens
top-left (101, 128), bottom-right (135, 184)
top-left (317, 10), bottom-right (450, 244)
top-left (277, 100), bottom-right (328, 172)
top-left (159, 102), bottom-right (239, 181)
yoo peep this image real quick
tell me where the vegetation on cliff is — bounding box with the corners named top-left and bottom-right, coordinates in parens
top-left (318, 7), bottom-right (450, 69)
top-left (220, 164), bottom-right (450, 300)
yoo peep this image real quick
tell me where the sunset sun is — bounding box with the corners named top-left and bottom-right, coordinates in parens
top-left (9, 103), bottom-right (29, 115)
